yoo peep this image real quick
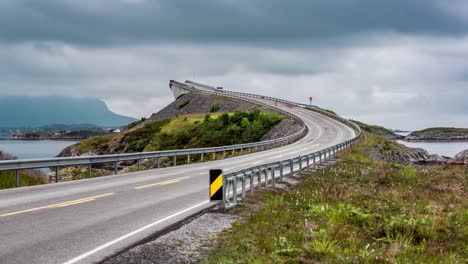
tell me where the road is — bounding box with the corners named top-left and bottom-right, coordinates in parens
top-left (0, 93), bottom-right (356, 264)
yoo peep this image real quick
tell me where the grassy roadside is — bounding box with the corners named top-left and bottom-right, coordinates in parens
top-left (0, 171), bottom-right (46, 189)
top-left (205, 132), bottom-right (467, 263)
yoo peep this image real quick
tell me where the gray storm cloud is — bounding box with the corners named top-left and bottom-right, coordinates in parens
top-left (0, 0), bottom-right (467, 130)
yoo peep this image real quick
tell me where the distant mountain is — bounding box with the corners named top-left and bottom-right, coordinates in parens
top-left (0, 96), bottom-right (137, 128)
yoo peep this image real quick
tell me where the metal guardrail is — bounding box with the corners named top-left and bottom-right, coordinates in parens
top-left (221, 133), bottom-right (361, 209)
top-left (0, 82), bottom-right (309, 188)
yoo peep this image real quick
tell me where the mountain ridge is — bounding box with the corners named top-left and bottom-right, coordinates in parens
top-left (0, 96), bottom-right (137, 128)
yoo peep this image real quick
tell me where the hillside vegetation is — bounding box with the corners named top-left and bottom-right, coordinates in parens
top-left (206, 133), bottom-right (467, 263)
top-left (64, 109), bottom-right (283, 156)
top-left (410, 127), bottom-right (468, 136)
top-left (352, 120), bottom-right (402, 139)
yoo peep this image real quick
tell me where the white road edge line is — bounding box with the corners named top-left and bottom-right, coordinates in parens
top-left (63, 200), bottom-right (211, 264)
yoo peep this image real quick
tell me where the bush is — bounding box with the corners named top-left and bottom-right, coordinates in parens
top-left (177, 99), bottom-right (190, 109)
top-left (210, 102), bottom-right (221, 112)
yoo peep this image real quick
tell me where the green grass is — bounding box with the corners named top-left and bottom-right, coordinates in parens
top-left (78, 134), bottom-right (115, 154)
top-left (0, 171), bottom-right (46, 189)
top-left (204, 132), bottom-right (467, 263)
top-left (127, 117), bottom-right (146, 129)
top-left (409, 127), bottom-right (468, 137)
top-left (317, 107), bottom-right (337, 116)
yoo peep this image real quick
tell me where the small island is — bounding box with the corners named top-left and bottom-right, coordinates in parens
top-left (405, 127), bottom-right (468, 142)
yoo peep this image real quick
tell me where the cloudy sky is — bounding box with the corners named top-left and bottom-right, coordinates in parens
top-left (1, 0), bottom-right (467, 130)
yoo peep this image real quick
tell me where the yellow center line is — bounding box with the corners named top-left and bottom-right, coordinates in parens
top-left (134, 176), bottom-right (189, 190)
top-left (0, 193), bottom-right (114, 217)
top-left (53, 199), bottom-right (97, 208)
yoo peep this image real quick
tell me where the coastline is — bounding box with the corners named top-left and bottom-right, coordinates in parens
top-left (0, 138), bottom-right (80, 141)
top-left (403, 139), bottom-right (468, 143)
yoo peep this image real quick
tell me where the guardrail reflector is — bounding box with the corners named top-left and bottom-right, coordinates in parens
top-left (210, 169), bottom-right (223, 201)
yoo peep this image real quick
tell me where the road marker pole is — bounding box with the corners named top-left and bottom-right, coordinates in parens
top-left (209, 169), bottom-right (224, 203)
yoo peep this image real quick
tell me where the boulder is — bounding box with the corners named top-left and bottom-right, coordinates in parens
top-left (449, 149), bottom-right (468, 165)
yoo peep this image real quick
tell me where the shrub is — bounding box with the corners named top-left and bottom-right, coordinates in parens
top-left (210, 102), bottom-right (221, 112)
top-left (177, 99), bottom-right (190, 109)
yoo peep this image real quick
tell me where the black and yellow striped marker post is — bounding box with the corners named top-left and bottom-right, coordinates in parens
top-left (210, 169), bottom-right (223, 201)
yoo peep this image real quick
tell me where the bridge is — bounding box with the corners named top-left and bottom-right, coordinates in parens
top-left (0, 81), bottom-right (359, 264)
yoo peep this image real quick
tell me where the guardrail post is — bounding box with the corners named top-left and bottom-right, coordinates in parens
top-left (213, 152), bottom-right (216, 160)
top-left (271, 167), bottom-right (276, 188)
top-left (15, 170), bottom-right (20, 188)
top-left (241, 175), bottom-right (246, 199)
top-left (222, 176), bottom-right (227, 209)
top-left (232, 149), bottom-right (235, 157)
top-left (88, 164), bottom-right (92, 177)
top-left (250, 170), bottom-right (254, 193)
top-left (279, 161), bottom-right (283, 181)
top-left (290, 159), bottom-right (294, 175)
top-left (55, 167), bottom-right (60, 183)
top-left (223, 150), bottom-right (226, 159)
top-left (263, 167), bottom-right (268, 187)
top-left (306, 155), bottom-right (310, 168)
top-left (201, 153), bottom-right (204, 162)
top-left (187, 154), bottom-right (190, 164)
top-left (233, 177), bottom-right (238, 203)
top-left (137, 160), bottom-right (141, 171)
top-left (240, 148), bottom-right (243, 155)
top-left (313, 154), bottom-right (316, 170)
top-left (256, 170), bottom-right (261, 189)
top-left (299, 155), bottom-right (303, 170)
top-left (157, 158), bottom-right (161, 168)
top-left (114, 162), bottom-right (118, 175)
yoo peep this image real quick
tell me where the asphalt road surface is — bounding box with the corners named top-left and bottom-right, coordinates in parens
top-left (0, 95), bottom-right (355, 264)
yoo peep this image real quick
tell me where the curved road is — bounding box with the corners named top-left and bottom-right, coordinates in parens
top-left (0, 88), bottom-right (355, 264)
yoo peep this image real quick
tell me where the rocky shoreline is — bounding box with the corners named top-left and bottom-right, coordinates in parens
top-left (367, 142), bottom-right (468, 166)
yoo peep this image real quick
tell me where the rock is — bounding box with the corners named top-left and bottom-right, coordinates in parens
top-left (261, 118), bottom-right (302, 141)
top-left (367, 145), bottom-right (430, 165)
top-left (448, 149), bottom-right (468, 165)
top-left (426, 154), bottom-right (450, 165)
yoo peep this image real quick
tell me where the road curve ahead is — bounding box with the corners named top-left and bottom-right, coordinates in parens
top-left (0, 85), bottom-right (356, 264)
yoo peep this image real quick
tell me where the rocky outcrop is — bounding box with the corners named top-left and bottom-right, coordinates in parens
top-left (368, 145), bottom-right (430, 165)
top-left (261, 119), bottom-right (302, 141)
top-left (449, 150), bottom-right (468, 165)
top-left (366, 141), bottom-right (452, 165)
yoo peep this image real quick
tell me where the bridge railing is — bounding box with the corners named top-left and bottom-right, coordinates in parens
top-left (0, 82), bottom-right (309, 188)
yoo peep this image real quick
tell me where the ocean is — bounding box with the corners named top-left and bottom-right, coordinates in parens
top-left (395, 132), bottom-right (468, 157)
top-left (0, 139), bottom-right (76, 160)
